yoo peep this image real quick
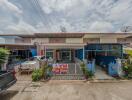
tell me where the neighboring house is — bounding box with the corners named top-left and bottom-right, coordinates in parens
top-left (0, 35), bottom-right (34, 60)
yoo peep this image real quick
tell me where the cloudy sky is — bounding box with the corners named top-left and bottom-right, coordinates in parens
top-left (0, 0), bottom-right (132, 34)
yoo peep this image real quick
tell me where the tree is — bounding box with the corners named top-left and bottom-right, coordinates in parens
top-left (0, 48), bottom-right (10, 69)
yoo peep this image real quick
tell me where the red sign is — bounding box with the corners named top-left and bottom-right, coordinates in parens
top-left (52, 64), bottom-right (68, 74)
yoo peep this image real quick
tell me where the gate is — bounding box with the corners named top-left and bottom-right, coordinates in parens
top-left (86, 60), bottom-right (95, 74)
top-left (51, 63), bottom-right (84, 80)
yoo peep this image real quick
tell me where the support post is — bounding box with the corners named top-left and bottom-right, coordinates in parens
top-left (45, 46), bottom-right (46, 58)
top-left (75, 63), bottom-right (77, 74)
top-left (83, 46), bottom-right (85, 61)
top-left (36, 43), bottom-right (40, 56)
top-left (121, 44), bottom-right (123, 59)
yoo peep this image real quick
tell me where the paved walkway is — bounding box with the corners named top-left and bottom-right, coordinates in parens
top-left (94, 65), bottom-right (114, 80)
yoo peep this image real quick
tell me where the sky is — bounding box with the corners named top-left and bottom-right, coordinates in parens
top-left (0, 0), bottom-right (132, 34)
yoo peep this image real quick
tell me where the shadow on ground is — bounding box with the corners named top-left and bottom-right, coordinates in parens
top-left (0, 90), bottom-right (18, 100)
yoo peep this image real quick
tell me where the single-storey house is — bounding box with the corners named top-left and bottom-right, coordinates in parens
top-left (0, 33), bottom-right (132, 77)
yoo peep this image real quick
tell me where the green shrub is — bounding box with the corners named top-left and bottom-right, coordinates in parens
top-left (47, 65), bottom-right (53, 72)
top-left (0, 48), bottom-right (9, 69)
top-left (80, 62), bottom-right (93, 79)
top-left (32, 69), bottom-right (43, 81)
top-left (125, 50), bottom-right (132, 57)
top-left (32, 63), bottom-right (53, 81)
top-left (80, 62), bottom-right (86, 74)
top-left (40, 63), bottom-right (53, 80)
top-left (127, 64), bottom-right (132, 78)
top-left (47, 65), bottom-right (53, 77)
top-left (41, 65), bottom-right (47, 76)
top-left (123, 63), bottom-right (132, 79)
top-left (85, 69), bottom-right (93, 79)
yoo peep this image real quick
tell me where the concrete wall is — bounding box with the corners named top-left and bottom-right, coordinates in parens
top-left (31, 37), bottom-right (118, 44)
top-left (117, 38), bottom-right (132, 44)
top-left (5, 38), bottom-right (15, 44)
top-left (1, 34), bottom-right (131, 45)
top-left (0, 37), bottom-right (5, 44)
top-left (84, 34), bottom-right (118, 43)
top-left (83, 38), bottom-right (100, 43)
top-left (0, 36), bottom-right (33, 45)
top-left (83, 34), bottom-right (132, 44)
top-left (0, 36), bottom-right (15, 44)
top-left (14, 38), bottom-right (32, 44)
top-left (32, 38), bottom-right (49, 44)
top-left (100, 37), bottom-right (117, 43)
top-left (66, 38), bottom-right (83, 43)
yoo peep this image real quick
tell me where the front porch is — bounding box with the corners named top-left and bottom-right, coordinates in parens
top-left (36, 43), bottom-right (124, 80)
top-left (37, 43), bottom-right (85, 63)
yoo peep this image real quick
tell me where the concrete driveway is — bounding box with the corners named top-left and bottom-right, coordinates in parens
top-left (1, 79), bottom-right (132, 100)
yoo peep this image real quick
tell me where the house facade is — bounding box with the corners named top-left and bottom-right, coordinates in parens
top-left (0, 33), bottom-right (132, 62)
top-left (0, 33), bottom-right (132, 77)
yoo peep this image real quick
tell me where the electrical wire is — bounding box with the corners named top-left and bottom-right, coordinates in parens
top-left (29, 0), bottom-right (51, 32)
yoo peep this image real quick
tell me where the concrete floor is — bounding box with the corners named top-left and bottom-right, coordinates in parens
top-left (1, 74), bottom-right (132, 100)
top-left (94, 65), bottom-right (114, 80)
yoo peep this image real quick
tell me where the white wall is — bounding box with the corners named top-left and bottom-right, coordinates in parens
top-left (0, 36), bottom-right (19, 44)
top-left (100, 37), bottom-right (117, 43)
top-left (0, 37), bottom-right (5, 44)
top-left (32, 38), bottom-right (49, 44)
top-left (66, 38), bottom-right (83, 43)
top-left (5, 38), bottom-right (15, 44)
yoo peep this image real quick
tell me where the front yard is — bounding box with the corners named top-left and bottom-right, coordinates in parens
top-left (1, 76), bottom-right (132, 100)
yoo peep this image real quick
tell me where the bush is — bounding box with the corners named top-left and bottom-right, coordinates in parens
top-left (123, 63), bottom-right (132, 79)
top-left (32, 69), bottom-right (43, 81)
top-left (85, 69), bottom-right (93, 79)
top-left (32, 63), bottom-right (53, 81)
top-left (125, 50), bottom-right (132, 57)
top-left (43, 64), bottom-right (53, 79)
top-left (41, 64), bottom-right (47, 76)
top-left (80, 62), bottom-right (86, 74)
top-left (41, 64), bottom-right (51, 80)
top-left (80, 62), bottom-right (93, 79)
top-left (0, 48), bottom-right (9, 69)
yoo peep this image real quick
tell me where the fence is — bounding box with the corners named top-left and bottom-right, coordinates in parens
top-left (51, 63), bottom-right (84, 80)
